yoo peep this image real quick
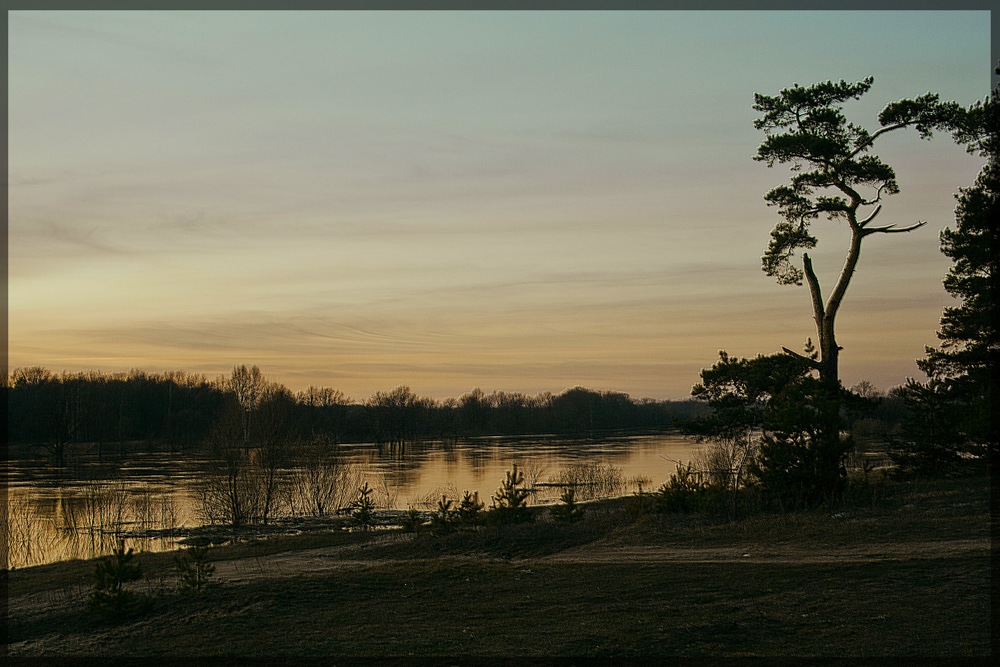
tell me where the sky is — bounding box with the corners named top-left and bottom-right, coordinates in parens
top-left (7, 10), bottom-right (991, 401)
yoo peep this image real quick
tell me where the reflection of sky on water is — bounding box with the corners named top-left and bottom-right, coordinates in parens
top-left (352, 433), bottom-right (704, 508)
top-left (5, 433), bottom-right (703, 568)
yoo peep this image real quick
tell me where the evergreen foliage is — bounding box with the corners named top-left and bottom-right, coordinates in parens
top-left (550, 486), bottom-right (585, 523)
top-left (490, 465), bottom-right (533, 524)
top-left (174, 545), bottom-right (217, 595)
top-left (754, 77), bottom-right (961, 288)
top-left (654, 463), bottom-right (708, 513)
top-left (888, 379), bottom-right (977, 476)
top-left (350, 482), bottom-right (377, 531)
top-left (751, 77), bottom-right (967, 494)
top-left (401, 506), bottom-right (425, 533)
top-left (750, 376), bottom-right (851, 507)
top-left (893, 64), bottom-right (998, 473)
top-left (456, 490), bottom-right (485, 525)
top-left (89, 540), bottom-right (144, 619)
top-left (686, 350), bottom-right (852, 507)
top-left (430, 495), bottom-right (456, 535)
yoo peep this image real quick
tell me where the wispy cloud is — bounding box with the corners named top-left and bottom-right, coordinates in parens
top-left (6, 10), bottom-right (987, 398)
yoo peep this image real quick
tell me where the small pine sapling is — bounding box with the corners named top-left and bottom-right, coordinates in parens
top-left (490, 464), bottom-right (532, 524)
top-left (89, 539), bottom-right (144, 619)
top-left (430, 495), bottom-right (455, 535)
top-left (351, 482), bottom-right (377, 531)
top-left (401, 506), bottom-right (425, 533)
top-left (551, 486), bottom-right (585, 523)
top-left (174, 545), bottom-right (217, 595)
top-left (456, 490), bottom-right (484, 525)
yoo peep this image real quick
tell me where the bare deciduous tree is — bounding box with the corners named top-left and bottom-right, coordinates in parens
top-left (227, 364), bottom-right (267, 447)
top-left (200, 365), bottom-right (293, 527)
top-left (291, 434), bottom-right (360, 517)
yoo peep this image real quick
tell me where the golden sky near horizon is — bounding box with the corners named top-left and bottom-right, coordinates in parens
top-left (7, 10), bottom-right (991, 400)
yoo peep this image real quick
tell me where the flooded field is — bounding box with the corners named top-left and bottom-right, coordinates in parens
top-left (3, 431), bottom-right (705, 568)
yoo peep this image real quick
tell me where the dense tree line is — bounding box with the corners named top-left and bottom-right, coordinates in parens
top-left (5, 366), bottom-right (705, 452)
top-left (365, 385), bottom-right (703, 445)
top-left (6, 368), bottom-right (223, 457)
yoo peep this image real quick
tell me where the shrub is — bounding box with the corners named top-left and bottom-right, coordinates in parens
top-left (550, 486), bottom-right (585, 523)
top-left (490, 464), bottom-right (533, 525)
top-left (456, 490), bottom-right (484, 525)
top-left (351, 482), bottom-right (377, 531)
top-left (401, 506), bottom-right (425, 533)
top-left (654, 463), bottom-right (708, 513)
top-left (89, 540), bottom-right (145, 619)
top-left (175, 545), bottom-right (217, 595)
top-left (887, 379), bottom-right (984, 478)
top-left (430, 495), bottom-right (456, 535)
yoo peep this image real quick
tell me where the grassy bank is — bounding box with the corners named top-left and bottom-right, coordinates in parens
top-left (7, 474), bottom-right (991, 657)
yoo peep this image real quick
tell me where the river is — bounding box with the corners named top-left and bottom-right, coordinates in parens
top-left (3, 431), bottom-right (705, 569)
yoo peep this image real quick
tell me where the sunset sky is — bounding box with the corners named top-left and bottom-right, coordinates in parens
top-left (7, 10), bottom-right (991, 400)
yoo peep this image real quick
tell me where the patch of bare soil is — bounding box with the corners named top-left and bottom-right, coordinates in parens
top-left (538, 537), bottom-right (988, 565)
top-left (210, 535), bottom-right (413, 582)
top-left (198, 534), bottom-right (989, 585)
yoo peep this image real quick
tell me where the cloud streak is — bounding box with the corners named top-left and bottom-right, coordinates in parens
top-left (6, 10), bottom-right (989, 399)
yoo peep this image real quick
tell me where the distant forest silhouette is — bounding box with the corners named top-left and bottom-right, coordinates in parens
top-left (6, 367), bottom-right (709, 449)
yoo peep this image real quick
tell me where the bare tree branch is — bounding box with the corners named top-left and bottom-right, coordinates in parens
top-left (860, 220), bottom-right (927, 236)
top-left (861, 183), bottom-right (888, 207)
top-left (858, 204), bottom-right (883, 227)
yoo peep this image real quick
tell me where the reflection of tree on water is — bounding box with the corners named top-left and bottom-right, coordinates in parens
top-left (440, 440), bottom-right (460, 465)
top-left (464, 446), bottom-right (489, 473)
top-left (5, 478), bottom-right (182, 569)
top-left (371, 434), bottom-right (443, 465)
top-left (4, 497), bottom-right (57, 569)
top-left (7, 433), bottom-right (705, 567)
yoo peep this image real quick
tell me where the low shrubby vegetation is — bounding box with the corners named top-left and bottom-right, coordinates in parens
top-left (349, 482), bottom-right (378, 531)
top-left (550, 487), bottom-right (585, 523)
top-left (546, 461), bottom-right (625, 501)
top-left (489, 464), bottom-right (533, 525)
top-left (174, 545), bottom-right (217, 596)
top-left (88, 540), bottom-right (146, 620)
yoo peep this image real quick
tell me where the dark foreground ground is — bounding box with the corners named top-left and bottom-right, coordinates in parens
top-left (5, 474), bottom-right (992, 658)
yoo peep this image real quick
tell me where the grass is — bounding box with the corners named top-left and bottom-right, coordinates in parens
top-left (6, 474), bottom-right (992, 658)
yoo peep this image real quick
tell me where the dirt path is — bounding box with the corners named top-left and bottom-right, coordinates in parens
top-left (206, 536), bottom-right (991, 582)
top-left (538, 537), bottom-right (989, 565)
top-left (172, 537), bottom-right (975, 594)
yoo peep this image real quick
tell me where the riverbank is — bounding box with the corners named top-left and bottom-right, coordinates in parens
top-left (6, 474), bottom-right (991, 658)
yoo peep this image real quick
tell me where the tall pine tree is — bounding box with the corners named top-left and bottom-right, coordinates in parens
top-left (900, 63), bottom-right (998, 471)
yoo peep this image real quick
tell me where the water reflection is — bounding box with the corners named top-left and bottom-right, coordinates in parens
top-left (4, 432), bottom-right (703, 568)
